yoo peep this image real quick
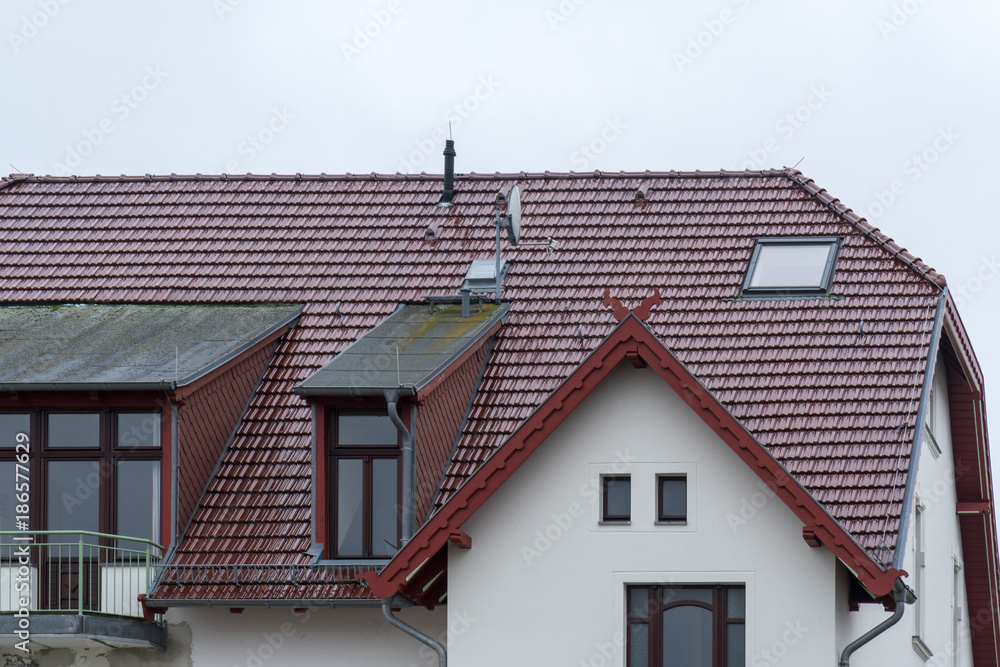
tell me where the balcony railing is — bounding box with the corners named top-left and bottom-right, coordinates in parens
top-left (0, 531), bottom-right (163, 621)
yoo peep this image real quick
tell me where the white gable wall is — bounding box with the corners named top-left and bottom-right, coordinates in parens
top-left (448, 363), bottom-right (839, 666)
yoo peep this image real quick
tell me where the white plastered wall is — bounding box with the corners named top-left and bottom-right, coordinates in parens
top-left (447, 362), bottom-right (839, 666)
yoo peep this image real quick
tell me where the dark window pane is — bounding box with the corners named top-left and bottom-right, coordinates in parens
top-left (117, 413), bottom-right (161, 449)
top-left (629, 587), bottom-right (650, 619)
top-left (47, 461), bottom-right (100, 555)
top-left (727, 623), bottom-right (746, 667)
top-left (749, 244), bottom-right (832, 289)
top-left (629, 622), bottom-right (649, 667)
top-left (0, 414), bottom-right (29, 449)
top-left (0, 461), bottom-right (15, 543)
top-left (370, 459), bottom-right (398, 557)
top-left (663, 605), bottom-right (713, 667)
top-left (48, 413), bottom-right (99, 448)
top-left (338, 414), bottom-right (397, 446)
top-left (336, 459), bottom-right (363, 556)
top-left (727, 588), bottom-right (746, 619)
top-left (116, 461), bottom-right (161, 553)
top-left (659, 477), bottom-right (686, 520)
top-left (604, 476), bottom-right (630, 520)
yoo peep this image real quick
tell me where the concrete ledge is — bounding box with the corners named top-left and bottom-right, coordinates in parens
top-left (0, 613), bottom-right (165, 650)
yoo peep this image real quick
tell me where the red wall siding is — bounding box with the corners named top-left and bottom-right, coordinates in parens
top-left (944, 341), bottom-right (1000, 667)
top-left (414, 341), bottom-right (490, 524)
top-left (176, 342), bottom-right (276, 536)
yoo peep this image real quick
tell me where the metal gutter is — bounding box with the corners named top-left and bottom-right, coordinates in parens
top-left (839, 578), bottom-right (914, 666)
top-left (893, 287), bottom-right (948, 570)
top-left (382, 597), bottom-right (445, 667)
top-left (143, 598), bottom-right (382, 608)
top-left (0, 381), bottom-right (178, 392)
top-left (297, 385), bottom-right (417, 398)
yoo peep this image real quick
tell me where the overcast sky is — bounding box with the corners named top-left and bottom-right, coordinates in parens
top-left (3, 1), bottom-right (1000, 497)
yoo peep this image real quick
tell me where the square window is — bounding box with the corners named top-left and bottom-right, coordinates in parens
top-left (658, 475), bottom-right (687, 523)
top-left (742, 238), bottom-right (840, 296)
top-left (602, 475), bottom-right (630, 522)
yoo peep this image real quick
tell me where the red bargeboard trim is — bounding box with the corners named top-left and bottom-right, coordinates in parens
top-left (361, 314), bottom-right (905, 604)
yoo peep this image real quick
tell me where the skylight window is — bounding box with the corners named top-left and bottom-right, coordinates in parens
top-left (742, 238), bottom-right (840, 296)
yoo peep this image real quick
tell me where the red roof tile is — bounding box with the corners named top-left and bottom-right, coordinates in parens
top-left (0, 169), bottom-right (947, 599)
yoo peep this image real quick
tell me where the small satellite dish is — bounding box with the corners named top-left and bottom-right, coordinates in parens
top-left (506, 185), bottom-right (521, 246)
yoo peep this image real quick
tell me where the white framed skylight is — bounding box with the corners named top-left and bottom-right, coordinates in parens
top-left (742, 237), bottom-right (841, 296)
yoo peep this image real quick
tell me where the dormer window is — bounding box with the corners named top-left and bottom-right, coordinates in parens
top-left (329, 411), bottom-right (401, 559)
top-left (742, 238), bottom-right (840, 296)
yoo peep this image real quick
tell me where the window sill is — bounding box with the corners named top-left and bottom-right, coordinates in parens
top-left (598, 520), bottom-right (631, 526)
top-left (655, 520), bottom-right (688, 526)
top-left (912, 636), bottom-right (933, 661)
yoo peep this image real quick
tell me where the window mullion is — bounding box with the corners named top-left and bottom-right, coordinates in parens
top-left (363, 455), bottom-right (372, 559)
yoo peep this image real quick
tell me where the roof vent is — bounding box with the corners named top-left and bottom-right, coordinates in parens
top-left (634, 183), bottom-right (651, 203)
top-left (437, 139), bottom-right (456, 207)
top-left (424, 220), bottom-right (441, 241)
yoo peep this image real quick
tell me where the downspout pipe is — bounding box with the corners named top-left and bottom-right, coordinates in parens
top-left (382, 597), bottom-right (446, 667)
top-left (839, 578), bottom-right (915, 666)
top-left (385, 389), bottom-right (415, 544)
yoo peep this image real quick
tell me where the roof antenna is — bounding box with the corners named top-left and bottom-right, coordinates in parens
top-left (791, 157), bottom-right (805, 169)
top-left (437, 128), bottom-right (456, 207)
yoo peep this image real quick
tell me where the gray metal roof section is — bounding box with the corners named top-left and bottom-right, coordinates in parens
top-left (296, 302), bottom-right (508, 397)
top-left (0, 303), bottom-right (302, 391)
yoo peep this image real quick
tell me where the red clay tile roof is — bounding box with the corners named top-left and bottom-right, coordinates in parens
top-left (0, 169), bottom-right (946, 598)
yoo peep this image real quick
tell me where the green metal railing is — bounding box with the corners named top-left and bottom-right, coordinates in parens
top-left (0, 531), bottom-right (163, 621)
